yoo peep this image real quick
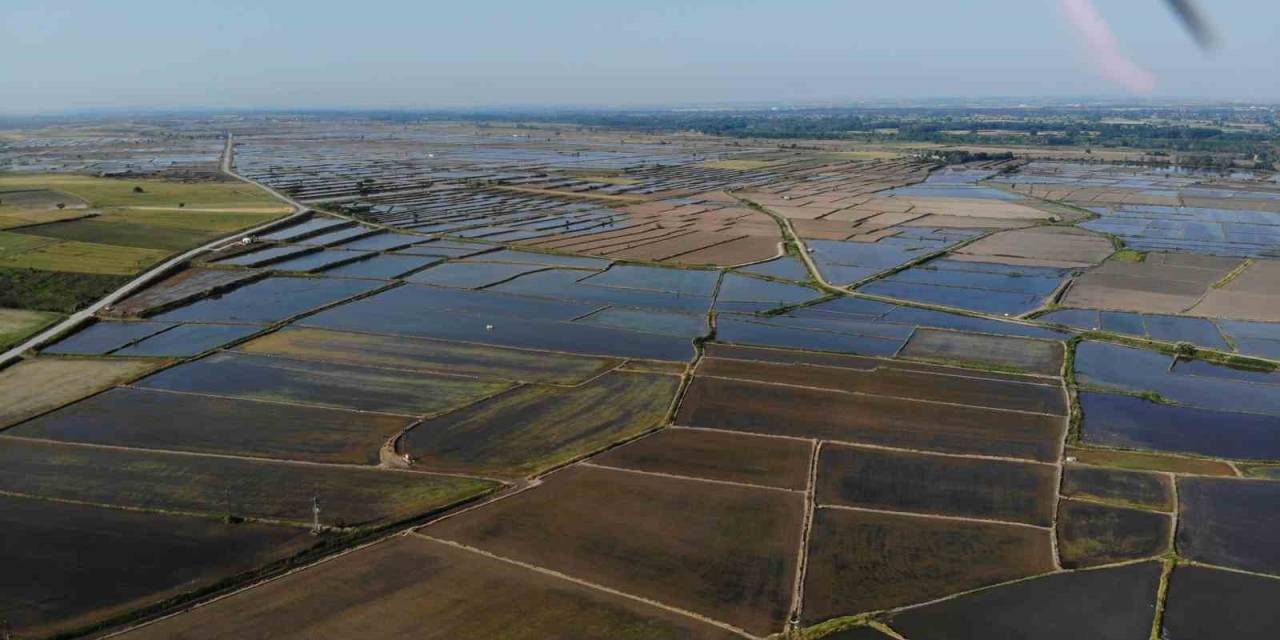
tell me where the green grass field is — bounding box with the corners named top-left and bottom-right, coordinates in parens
top-left (0, 268), bottom-right (132, 312)
top-left (0, 187), bottom-right (92, 230)
top-left (0, 235), bottom-right (171, 275)
top-left (0, 231), bottom-right (60, 255)
top-left (103, 208), bottom-right (288, 232)
top-left (16, 219), bottom-right (224, 251)
top-left (0, 308), bottom-right (62, 350)
top-left (0, 175), bottom-right (288, 211)
top-left (814, 149), bottom-right (904, 160)
top-left (0, 207), bottom-right (88, 230)
top-left (0, 174), bottom-right (291, 316)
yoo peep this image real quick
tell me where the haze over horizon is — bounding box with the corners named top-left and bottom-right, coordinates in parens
top-left (3, 0), bottom-right (1278, 115)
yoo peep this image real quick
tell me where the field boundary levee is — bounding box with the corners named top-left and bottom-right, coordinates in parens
top-left (787, 439), bottom-right (821, 629)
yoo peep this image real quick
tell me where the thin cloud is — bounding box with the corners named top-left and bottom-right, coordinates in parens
top-left (1059, 0), bottom-right (1157, 94)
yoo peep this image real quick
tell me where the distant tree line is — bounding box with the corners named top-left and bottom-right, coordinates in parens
top-left (371, 106), bottom-right (1278, 158)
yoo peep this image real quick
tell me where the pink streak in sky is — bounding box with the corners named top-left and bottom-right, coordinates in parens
top-left (1060, 0), bottom-right (1157, 94)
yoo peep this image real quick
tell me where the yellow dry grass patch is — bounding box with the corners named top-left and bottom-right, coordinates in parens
top-left (492, 185), bottom-right (648, 203)
top-left (0, 208), bottom-right (90, 230)
top-left (0, 237), bottom-right (170, 275)
top-left (699, 159), bottom-right (780, 170)
top-left (0, 308), bottom-right (62, 349)
top-left (124, 205), bottom-right (291, 214)
top-left (816, 150), bottom-right (903, 160)
top-left (94, 208), bottom-right (286, 234)
top-left (0, 174), bottom-right (280, 210)
top-left (0, 232), bottom-right (60, 255)
top-left (0, 186), bottom-right (92, 230)
top-left (576, 175), bottom-right (642, 186)
top-left (0, 357), bottom-right (161, 427)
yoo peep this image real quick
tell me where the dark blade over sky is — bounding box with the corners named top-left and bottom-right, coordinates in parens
top-left (1165, 0), bottom-right (1219, 49)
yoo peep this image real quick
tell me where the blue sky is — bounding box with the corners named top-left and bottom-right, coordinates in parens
top-left (2, 0), bottom-right (1277, 113)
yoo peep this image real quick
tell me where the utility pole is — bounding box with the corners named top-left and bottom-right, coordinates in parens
top-left (311, 495), bottom-right (322, 534)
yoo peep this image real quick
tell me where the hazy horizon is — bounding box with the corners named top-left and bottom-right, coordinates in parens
top-left (4, 0), bottom-right (1278, 115)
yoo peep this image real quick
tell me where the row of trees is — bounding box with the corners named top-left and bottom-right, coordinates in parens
top-left (384, 107), bottom-right (1277, 157)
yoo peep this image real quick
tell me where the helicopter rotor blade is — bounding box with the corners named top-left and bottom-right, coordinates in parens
top-left (1164, 0), bottom-right (1219, 50)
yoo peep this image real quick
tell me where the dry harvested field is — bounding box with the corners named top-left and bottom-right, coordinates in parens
top-left (0, 493), bottom-right (313, 638)
top-left (0, 438), bottom-right (497, 528)
top-left (9, 387), bottom-right (415, 464)
top-left (1061, 465), bottom-right (1174, 511)
top-left (817, 444), bottom-right (1058, 526)
top-left (592, 426), bottom-right (813, 490)
top-left (1177, 478), bottom-right (1280, 575)
top-left (402, 370), bottom-right (679, 478)
top-left (1160, 565), bottom-right (1280, 640)
top-left (118, 535), bottom-right (744, 640)
top-left (1061, 252), bottom-right (1244, 314)
top-left (694, 349), bottom-right (1066, 413)
top-left (889, 561), bottom-right (1164, 640)
top-left (134, 351), bottom-right (516, 416)
top-left (426, 465), bottom-right (803, 636)
top-left (6, 121), bottom-right (1280, 638)
top-left (671, 341), bottom-right (1072, 628)
top-left (802, 507), bottom-right (1055, 620)
top-left (516, 194), bottom-right (784, 266)
top-left (1189, 259), bottom-right (1280, 321)
top-left (1055, 499), bottom-right (1171, 568)
top-left (238, 326), bottom-right (621, 384)
top-left (677, 374), bottom-right (1066, 461)
top-left (0, 356), bottom-right (159, 427)
top-left (950, 225), bottom-right (1115, 268)
top-left (896, 328), bottom-right (1065, 375)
